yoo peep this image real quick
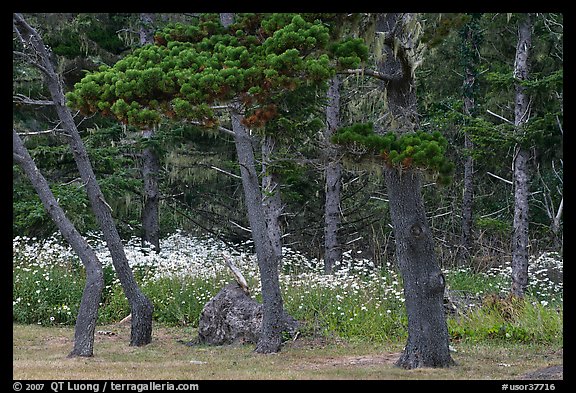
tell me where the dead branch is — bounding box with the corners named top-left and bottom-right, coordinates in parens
top-left (222, 252), bottom-right (250, 295)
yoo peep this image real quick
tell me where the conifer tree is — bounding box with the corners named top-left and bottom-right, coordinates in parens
top-left (332, 13), bottom-right (455, 369)
top-left (138, 13), bottom-right (161, 252)
top-left (375, 12), bottom-right (454, 369)
top-left (511, 13), bottom-right (533, 297)
top-left (459, 13), bottom-right (483, 264)
top-left (67, 12), bottom-right (367, 353)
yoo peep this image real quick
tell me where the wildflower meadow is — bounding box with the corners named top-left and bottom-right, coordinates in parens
top-left (13, 231), bottom-right (563, 344)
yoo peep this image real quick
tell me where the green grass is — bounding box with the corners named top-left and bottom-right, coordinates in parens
top-left (12, 323), bottom-right (563, 380)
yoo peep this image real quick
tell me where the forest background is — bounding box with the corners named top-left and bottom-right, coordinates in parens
top-left (12, 13), bottom-right (563, 348)
top-left (13, 13), bottom-right (563, 266)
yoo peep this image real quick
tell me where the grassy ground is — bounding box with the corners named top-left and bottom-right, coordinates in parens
top-left (13, 323), bottom-right (563, 380)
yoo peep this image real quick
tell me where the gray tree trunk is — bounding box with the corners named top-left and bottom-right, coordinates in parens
top-left (462, 127), bottom-right (474, 263)
top-left (511, 14), bottom-right (533, 298)
top-left (261, 135), bottom-right (283, 262)
top-left (460, 14), bottom-right (484, 265)
top-left (139, 14), bottom-right (161, 252)
top-left (460, 18), bottom-right (479, 264)
top-left (230, 105), bottom-right (285, 353)
top-left (141, 129), bottom-right (161, 252)
top-left (374, 13), bottom-right (454, 369)
top-left (323, 75), bottom-right (343, 274)
top-left (14, 13), bottom-right (153, 346)
top-left (13, 130), bottom-right (104, 357)
top-left (220, 12), bottom-right (285, 354)
top-left (384, 167), bottom-right (454, 368)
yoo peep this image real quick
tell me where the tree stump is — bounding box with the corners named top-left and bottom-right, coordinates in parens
top-left (197, 283), bottom-right (298, 346)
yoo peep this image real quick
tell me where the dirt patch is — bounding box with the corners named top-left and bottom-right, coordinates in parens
top-left (519, 365), bottom-right (563, 380)
top-left (297, 352), bottom-right (402, 370)
top-left (43, 335), bottom-right (71, 347)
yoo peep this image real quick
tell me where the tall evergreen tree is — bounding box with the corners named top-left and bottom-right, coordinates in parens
top-left (511, 13), bottom-right (534, 297)
top-left (66, 13), bottom-right (365, 353)
top-left (138, 13), bottom-right (161, 252)
top-left (459, 13), bottom-right (483, 264)
top-left (323, 74), bottom-right (343, 274)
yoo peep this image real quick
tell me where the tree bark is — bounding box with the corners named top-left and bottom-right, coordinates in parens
top-left (141, 129), bottom-right (161, 252)
top-left (139, 14), bottom-right (161, 252)
top-left (13, 13), bottom-right (153, 346)
top-left (384, 167), bottom-right (455, 368)
top-left (511, 14), bottom-right (533, 298)
top-left (261, 135), bottom-right (283, 262)
top-left (13, 130), bottom-right (104, 357)
top-left (323, 75), bottom-right (343, 274)
top-left (230, 105), bottom-right (285, 353)
top-left (374, 12), bottom-right (454, 369)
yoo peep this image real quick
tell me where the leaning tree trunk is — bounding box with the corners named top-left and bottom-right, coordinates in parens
top-left (373, 13), bottom-right (454, 369)
top-left (323, 75), bottom-right (343, 274)
top-left (13, 13), bottom-right (153, 346)
top-left (511, 14), bottom-right (533, 298)
top-left (13, 130), bottom-right (104, 357)
top-left (230, 105), bottom-right (285, 353)
top-left (384, 167), bottom-right (455, 368)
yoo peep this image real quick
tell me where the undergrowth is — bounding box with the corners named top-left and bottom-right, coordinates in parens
top-left (13, 232), bottom-right (563, 344)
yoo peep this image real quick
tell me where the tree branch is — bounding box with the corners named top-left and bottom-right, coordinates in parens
top-left (486, 109), bottom-right (514, 125)
top-left (486, 171), bottom-right (513, 185)
top-left (209, 165), bottom-right (241, 179)
top-left (188, 120), bottom-right (235, 137)
top-left (16, 129), bottom-right (62, 136)
top-left (13, 93), bottom-right (54, 106)
top-left (222, 252), bottom-right (250, 295)
top-left (339, 68), bottom-right (396, 82)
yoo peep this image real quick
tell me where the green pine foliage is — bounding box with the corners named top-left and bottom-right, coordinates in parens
top-left (332, 123), bottom-right (455, 184)
top-left (66, 13), bottom-right (368, 129)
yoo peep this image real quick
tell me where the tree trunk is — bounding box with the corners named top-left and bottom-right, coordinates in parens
top-left (13, 130), bottom-right (104, 357)
top-left (139, 15), bottom-right (161, 253)
top-left (261, 135), bottom-right (283, 262)
top-left (220, 12), bottom-right (285, 354)
top-left (511, 14), bottom-right (533, 298)
top-left (141, 129), bottom-right (161, 252)
top-left (460, 16), bottom-right (481, 264)
top-left (323, 75), bottom-right (343, 274)
top-left (551, 197), bottom-right (563, 251)
top-left (460, 25), bottom-right (476, 263)
top-left (230, 105), bottom-right (285, 353)
top-left (461, 131), bottom-right (474, 263)
top-left (384, 167), bottom-right (455, 368)
top-left (13, 13), bottom-right (153, 346)
top-left (374, 13), bottom-right (454, 369)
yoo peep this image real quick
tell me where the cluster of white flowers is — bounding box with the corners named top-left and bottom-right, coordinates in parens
top-left (480, 251), bottom-right (563, 302)
top-left (13, 231), bottom-right (563, 308)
